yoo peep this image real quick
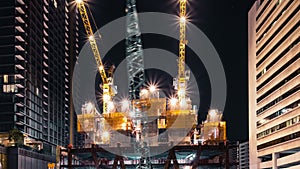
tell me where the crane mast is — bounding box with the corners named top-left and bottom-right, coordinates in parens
top-left (126, 0), bottom-right (145, 100)
top-left (126, 0), bottom-right (152, 168)
top-left (76, 0), bottom-right (115, 114)
top-left (175, 0), bottom-right (189, 108)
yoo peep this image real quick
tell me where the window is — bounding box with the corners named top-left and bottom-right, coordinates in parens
top-left (3, 75), bottom-right (8, 83)
top-left (3, 84), bottom-right (17, 93)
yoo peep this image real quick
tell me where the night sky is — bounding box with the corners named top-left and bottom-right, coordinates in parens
top-left (79, 0), bottom-right (256, 142)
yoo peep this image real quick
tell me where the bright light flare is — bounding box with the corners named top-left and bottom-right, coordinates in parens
top-left (169, 97), bottom-right (178, 106)
top-left (107, 101), bottom-right (115, 111)
top-left (102, 131), bottom-right (110, 139)
top-left (99, 65), bottom-right (104, 70)
top-left (140, 89), bottom-right (149, 99)
top-left (209, 109), bottom-right (217, 117)
top-left (129, 111), bottom-right (135, 117)
top-left (89, 35), bottom-right (94, 41)
top-left (177, 88), bottom-right (186, 96)
top-left (180, 16), bottom-right (186, 23)
top-left (149, 85), bottom-right (157, 93)
top-left (86, 102), bottom-right (94, 113)
top-left (121, 99), bottom-right (131, 112)
top-left (121, 123), bottom-right (127, 130)
top-left (141, 89), bottom-right (148, 95)
top-left (103, 94), bottom-right (111, 102)
top-left (179, 99), bottom-right (187, 108)
top-left (121, 99), bottom-right (130, 107)
top-left (75, 0), bottom-right (83, 4)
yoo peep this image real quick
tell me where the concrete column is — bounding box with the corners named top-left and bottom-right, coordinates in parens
top-left (272, 153), bottom-right (279, 169)
top-left (248, 1), bottom-right (260, 168)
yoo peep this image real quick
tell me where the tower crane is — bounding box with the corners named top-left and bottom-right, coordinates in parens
top-left (126, 0), bottom-right (145, 100)
top-left (75, 0), bottom-right (116, 114)
top-left (126, 0), bottom-right (152, 168)
top-left (173, 0), bottom-right (190, 109)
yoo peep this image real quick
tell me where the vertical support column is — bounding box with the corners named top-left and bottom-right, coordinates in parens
top-left (67, 147), bottom-right (72, 169)
top-left (192, 145), bottom-right (201, 169)
top-left (112, 143), bottom-right (126, 169)
top-left (164, 147), bottom-right (179, 169)
top-left (248, 1), bottom-right (260, 169)
top-left (272, 153), bottom-right (278, 169)
top-left (91, 144), bottom-right (100, 169)
top-left (225, 143), bottom-right (229, 169)
top-left (59, 148), bottom-right (63, 169)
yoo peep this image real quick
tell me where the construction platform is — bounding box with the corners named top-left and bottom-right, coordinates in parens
top-left (59, 142), bottom-right (238, 169)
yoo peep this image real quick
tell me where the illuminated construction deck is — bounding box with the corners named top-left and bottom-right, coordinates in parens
top-left (59, 143), bottom-right (237, 169)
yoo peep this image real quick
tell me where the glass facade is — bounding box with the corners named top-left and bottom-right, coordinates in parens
top-left (0, 0), bottom-right (79, 154)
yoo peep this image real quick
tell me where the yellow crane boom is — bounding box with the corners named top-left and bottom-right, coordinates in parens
top-left (76, 0), bottom-right (114, 114)
top-left (177, 0), bottom-right (188, 102)
top-left (77, 0), bottom-right (107, 83)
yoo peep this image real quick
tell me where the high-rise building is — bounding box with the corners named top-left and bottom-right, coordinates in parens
top-left (248, 0), bottom-right (299, 168)
top-left (228, 141), bottom-right (239, 169)
top-left (239, 141), bottom-right (249, 169)
top-left (0, 0), bottom-right (79, 154)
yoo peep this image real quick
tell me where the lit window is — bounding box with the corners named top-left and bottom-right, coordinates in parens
top-left (10, 85), bottom-right (15, 92)
top-left (3, 85), bottom-right (7, 93)
top-left (4, 75), bottom-right (8, 83)
top-left (36, 88), bottom-right (39, 96)
top-left (3, 84), bottom-right (17, 93)
top-left (262, 68), bottom-right (267, 74)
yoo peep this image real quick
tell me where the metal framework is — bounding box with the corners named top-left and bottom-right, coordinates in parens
top-left (126, 0), bottom-right (145, 100)
top-left (175, 0), bottom-right (189, 106)
top-left (60, 144), bottom-right (233, 169)
top-left (76, 0), bottom-right (115, 114)
top-left (126, 0), bottom-right (151, 168)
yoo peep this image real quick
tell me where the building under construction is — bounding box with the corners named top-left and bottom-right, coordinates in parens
top-left (61, 106), bottom-right (231, 169)
top-left (68, 0), bottom-right (232, 168)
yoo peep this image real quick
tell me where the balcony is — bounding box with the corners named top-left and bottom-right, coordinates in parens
top-left (16, 83), bottom-right (24, 89)
top-left (43, 30), bottom-right (48, 37)
top-left (43, 45), bottom-right (48, 52)
top-left (43, 61), bottom-right (48, 67)
top-left (43, 77), bottom-right (48, 83)
top-left (15, 45), bottom-right (25, 51)
top-left (15, 35), bottom-right (25, 42)
top-left (43, 0), bottom-right (48, 6)
top-left (43, 69), bottom-right (48, 75)
top-left (16, 112), bottom-right (24, 116)
top-left (43, 14), bottom-right (48, 22)
top-left (15, 7), bottom-right (25, 14)
top-left (15, 93), bottom-right (24, 98)
top-left (65, 26), bottom-right (69, 32)
top-left (15, 64), bottom-right (25, 70)
top-left (43, 93), bottom-right (48, 98)
top-left (15, 26), bottom-right (25, 33)
top-left (15, 74), bottom-right (24, 79)
top-left (16, 121), bottom-right (24, 126)
top-left (16, 102), bottom-right (24, 107)
top-left (15, 54), bottom-right (25, 61)
top-left (15, 16), bottom-right (25, 24)
top-left (43, 53), bottom-right (48, 60)
top-left (43, 85), bottom-right (48, 90)
top-left (17, 0), bottom-right (25, 5)
top-left (43, 22), bottom-right (48, 29)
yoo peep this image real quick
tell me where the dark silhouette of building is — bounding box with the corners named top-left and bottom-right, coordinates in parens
top-left (0, 0), bottom-right (79, 156)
